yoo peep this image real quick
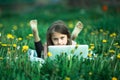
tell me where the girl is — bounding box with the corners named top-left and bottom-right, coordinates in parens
top-left (30, 20), bottom-right (83, 59)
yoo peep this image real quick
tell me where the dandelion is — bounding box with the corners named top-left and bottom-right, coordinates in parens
top-left (22, 45), bottom-right (29, 52)
top-left (112, 77), bottom-right (117, 80)
top-left (1, 44), bottom-right (7, 46)
top-left (13, 44), bottom-right (17, 48)
top-left (90, 45), bottom-right (95, 50)
top-left (109, 50), bottom-right (115, 54)
top-left (64, 76), bottom-right (70, 80)
top-left (28, 34), bottom-right (33, 37)
top-left (68, 21), bottom-right (73, 28)
top-left (47, 52), bottom-right (52, 57)
top-left (18, 37), bottom-right (22, 41)
top-left (102, 39), bottom-right (107, 43)
top-left (90, 43), bottom-right (94, 46)
top-left (88, 53), bottom-right (92, 57)
top-left (88, 48), bottom-right (92, 51)
top-left (7, 33), bottom-right (14, 39)
top-left (110, 33), bottom-right (117, 37)
top-left (117, 54), bottom-right (120, 59)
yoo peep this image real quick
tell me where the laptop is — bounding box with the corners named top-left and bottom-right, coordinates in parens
top-left (48, 45), bottom-right (88, 59)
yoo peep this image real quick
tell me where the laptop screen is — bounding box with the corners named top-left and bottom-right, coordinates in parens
top-left (48, 45), bottom-right (88, 59)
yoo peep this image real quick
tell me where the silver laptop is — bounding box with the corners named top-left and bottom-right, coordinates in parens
top-left (48, 45), bottom-right (88, 59)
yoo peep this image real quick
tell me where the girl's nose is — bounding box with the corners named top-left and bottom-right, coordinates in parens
top-left (58, 39), bottom-right (62, 45)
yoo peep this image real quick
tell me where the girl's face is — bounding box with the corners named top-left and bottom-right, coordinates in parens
top-left (51, 32), bottom-right (68, 45)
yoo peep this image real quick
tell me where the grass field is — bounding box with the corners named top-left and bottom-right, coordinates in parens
top-left (0, 5), bottom-right (120, 80)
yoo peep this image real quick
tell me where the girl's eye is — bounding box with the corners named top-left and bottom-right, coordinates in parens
top-left (61, 37), bottom-right (64, 40)
top-left (53, 38), bottom-right (58, 41)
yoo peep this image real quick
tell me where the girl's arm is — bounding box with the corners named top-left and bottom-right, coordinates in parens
top-left (30, 20), bottom-right (40, 42)
top-left (30, 20), bottom-right (43, 57)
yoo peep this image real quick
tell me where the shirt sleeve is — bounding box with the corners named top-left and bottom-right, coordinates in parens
top-left (34, 41), bottom-right (44, 57)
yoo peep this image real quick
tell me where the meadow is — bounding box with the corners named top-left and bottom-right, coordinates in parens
top-left (0, 5), bottom-right (120, 80)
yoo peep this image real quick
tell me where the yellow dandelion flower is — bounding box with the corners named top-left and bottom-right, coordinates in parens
top-left (88, 48), bottom-right (92, 51)
top-left (102, 39), bottom-right (107, 43)
top-left (7, 34), bottom-right (14, 39)
top-left (112, 77), bottom-right (117, 80)
top-left (112, 33), bottom-right (117, 37)
top-left (18, 37), bottom-right (22, 41)
top-left (64, 77), bottom-right (70, 80)
top-left (117, 54), bottom-right (120, 59)
top-left (68, 22), bottom-right (73, 28)
top-left (1, 44), bottom-right (7, 46)
top-left (109, 50), bottom-right (115, 54)
top-left (13, 44), bottom-right (17, 48)
top-left (47, 52), bottom-right (52, 57)
top-left (28, 34), bottom-right (33, 37)
top-left (88, 53), bottom-right (92, 57)
top-left (22, 45), bottom-right (29, 52)
top-left (90, 45), bottom-right (95, 50)
top-left (110, 33), bottom-right (117, 37)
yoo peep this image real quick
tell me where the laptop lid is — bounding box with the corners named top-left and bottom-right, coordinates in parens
top-left (48, 45), bottom-right (88, 59)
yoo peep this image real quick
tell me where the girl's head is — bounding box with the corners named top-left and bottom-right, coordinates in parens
top-left (47, 20), bottom-right (72, 46)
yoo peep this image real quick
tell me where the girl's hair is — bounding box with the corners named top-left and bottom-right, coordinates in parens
top-left (47, 20), bottom-right (72, 46)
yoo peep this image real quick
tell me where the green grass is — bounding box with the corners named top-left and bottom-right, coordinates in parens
top-left (0, 5), bottom-right (120, 80)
